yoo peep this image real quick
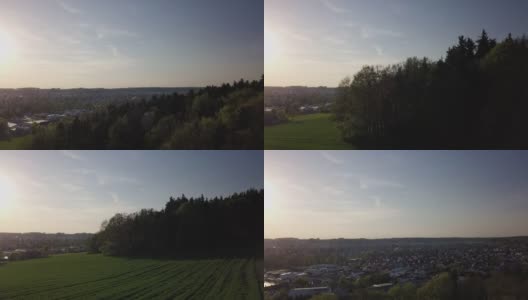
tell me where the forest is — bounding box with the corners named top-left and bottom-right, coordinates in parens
top-left (0, 77), bottom-right (263, 149)
top-left (88, 189), bottom-right (263, 258)
top-left (334, 31), bottom-right (528, 149)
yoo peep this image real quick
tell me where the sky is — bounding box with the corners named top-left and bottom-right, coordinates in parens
top-left (265, 0), bottom-right (528, 87)
top-left (265, 151), bottom-right (528, 239)
top-left (0, 151), bottom-right (263, 233)
top-left (0, 0), bottom-right (263, 88)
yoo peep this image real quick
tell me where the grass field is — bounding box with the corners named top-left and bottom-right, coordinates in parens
top-left (264, 113), bottom-right (354, 149)
top-left (0, 253), bottom-right (263, 300)
top-left (0, 135), bottom-right (32, 150)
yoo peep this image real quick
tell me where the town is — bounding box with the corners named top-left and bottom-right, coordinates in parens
top-left (0, 87), bottom-right (194, 137)
top-left (264, 237), bottom-right (528, 299)
top-left (263, 86), bottom-right (336, 122)
top-left (6, 110), bottom-right (87, 136)
top-left (0, 232), bottom-right (92, 263)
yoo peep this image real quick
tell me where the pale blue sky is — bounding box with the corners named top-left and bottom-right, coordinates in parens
top-left (0, 151), bottom-right (263, 233)
top-left (265, 0), bottom-right (528, 87)
top-left (0, 0), bottom-right (263, 88)
top-left (265, 151), bottom-right (528, 239)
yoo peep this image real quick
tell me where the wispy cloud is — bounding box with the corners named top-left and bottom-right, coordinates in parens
top-left (273, 177), bottom-right (311, 194)
top-left (108, 45), bottom-right (119, 57)
top-left (323, 185), bottom-right (345, 196)
top-left (290, 32), bottom-right (312, 43)
top-left (370, 195), bottom-right (382, 208)
top-left (96, 27), bottom-right (139, 40)
top-left (110, 192), bottom-right (120, 203)
top-left (360, 178), bottom-right (403, 190)
top-left (98, 175), bottom-right (140, 186)
top-left (28, 179), bottom-right (47, 189)
top-left (274, 29), bottom-right (312, 44)
top-left (71, 169), bottom-right (141, 187)
top-left (343, 23), bottom-right (403, 40)
top-left (321, 0), bottom-right (348, 14)
top-left (374, 45), bottom-right (384, 56)
top-left (61, 150), bottom-right (84, 161)
top-left (321, 151), bottom-right (343, 165)
top-left (59, 35), bottom-right (82, 45)
top-left (325, 36), bottom-right (347, 45)
top-left (361, 27), bottom-right (403, 39)
top-left (338, 172), bottom-right (404, 190)
top-left (57, 0), bottom-right (81, 14)
top-left (72, 168), bottom-right (96, 175)
top-left (61, 183), bottom-right (84, 192)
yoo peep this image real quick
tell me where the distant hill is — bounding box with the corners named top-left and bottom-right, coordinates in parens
top-left (0, 87), bottom-right (198, 100)
top-left (0, 232), bottom-right (93, 251)
top-left (265, 237), bottom-right (528, 249)
top-left (264, 86), bottom-right (336, 104)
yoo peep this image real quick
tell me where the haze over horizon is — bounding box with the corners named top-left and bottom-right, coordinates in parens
top-left (265, 0), bottom-right (528, 87)
top-left (0, 0), bottom-right (262, 89)
top-left (0, 151), bottom-right (263, 234)
top-left (265, 151), bottom-right (528, 239)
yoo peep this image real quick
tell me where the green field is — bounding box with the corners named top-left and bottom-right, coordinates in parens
top-left (0, 253), bottom-right (262, 300)
top-left (264, 113), bottom-right (354, 149)
top-left (0, 136), bottom-right (32, 150)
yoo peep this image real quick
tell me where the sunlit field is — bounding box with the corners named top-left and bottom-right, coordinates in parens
top-left (0, 253), bottom-right (262, 300)
top-left (264, 113), bottom-right (354, 150)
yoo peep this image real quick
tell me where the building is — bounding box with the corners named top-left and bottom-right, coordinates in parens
top-left (288, 287), bottom-right (331, 299)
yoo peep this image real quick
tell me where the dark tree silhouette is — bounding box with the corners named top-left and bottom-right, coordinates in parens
top-left (88, 189), bottom-right (263, 259)
top-left (334, 31), bottom-right (528, 149)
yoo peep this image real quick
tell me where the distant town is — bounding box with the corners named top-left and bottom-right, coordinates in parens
top-left (264, 87), bottom-right (335, 117)
top-left (0, 87), bottom-right (196, 137)
top-left (6, 110), bottom-right (87, 136)
top-left (0, 232), bottom-right (92, 262)
top-left (264, 237), bottom-right (528, 299)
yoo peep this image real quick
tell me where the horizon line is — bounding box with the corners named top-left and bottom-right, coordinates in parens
top-left (265, 85), bottom-right (338, 89)
top-left (266, 235), bottom-right (528, 240)
top-left (0, 232), bottom-right (95, 235)
top-left (0, 86), bottom-right (202, 90)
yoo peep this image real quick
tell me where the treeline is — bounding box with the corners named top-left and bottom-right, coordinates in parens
top-left (88, 189), bottom-right (263, 258)
top-left (334, 31), bottom-right (528, 149)
top-left (0, 91), bottom-right (95, 119)
top-left (0, 232), bottom-right (92, 251)
top-left (264, 110), bottom-right (288, 126)
top-left (29, 78), bottom-right (263, 149)
top-left (343, 271), bottom-right (528, 300)
top-left (1, 250), bottom-right (48, 262)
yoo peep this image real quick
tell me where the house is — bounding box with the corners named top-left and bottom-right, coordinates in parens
top-left (371, 283), bottom-right (394, 291)
top-left (288, 287), bottom-right (331, 299)
top-left (299, 105), bottom-right (321, 113)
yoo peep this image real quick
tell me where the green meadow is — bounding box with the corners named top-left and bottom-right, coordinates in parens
top-left (0, 253), bottom-right (262, 300)
top-left (0, 135), bottom-right (32, 150)
top-left (264, 113), bottom-right (354, 150)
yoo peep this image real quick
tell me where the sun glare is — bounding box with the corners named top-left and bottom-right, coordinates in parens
top-left (264, 179), bottom-right (274, 210)
top-left (265, 29), bottom-right (279, 64)
top-left (0, 29), bottom-right (16, 67)
top-left (0, 175), bottom-right (16, 211)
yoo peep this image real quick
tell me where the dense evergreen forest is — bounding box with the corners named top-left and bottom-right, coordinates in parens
top-left (334, 31), bottom-right (528, 149)
top-left (1, 77), bottom-right (263, 149)
top-left (88, 189), bottom-right (263, 258)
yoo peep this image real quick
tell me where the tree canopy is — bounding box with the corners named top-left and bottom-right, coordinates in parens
top-left (89, 189), bottom-right (263, 259)
top-left (334, 31), bottom-right (528, 149)
top-left (28, 77), bottom-right (263, 149)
